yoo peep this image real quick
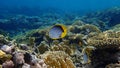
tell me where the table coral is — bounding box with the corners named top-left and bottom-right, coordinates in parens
top-left (41, 51), bottom-right (75, 68)
top-left (87, 31), bottom-right (120, 48)
top-left (84, 30), bottom-right (120, 67)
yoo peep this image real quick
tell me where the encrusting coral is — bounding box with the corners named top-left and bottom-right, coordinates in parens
top-left (41, 51), bottom-right (75, 68)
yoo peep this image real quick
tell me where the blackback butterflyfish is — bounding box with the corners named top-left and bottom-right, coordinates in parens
top-left (49, 24), bottom-right (67, 39)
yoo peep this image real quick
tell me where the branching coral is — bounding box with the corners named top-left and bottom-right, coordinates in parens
top-left (68, 23), bottom-right (101, 34)
top-left (41, 51), bottom-right (75, 68)
top-left (81, 24), bottom-right (101, 33)
top-left (85, 30), bottom-right (120, 67)
top-left (50, 44), bottom-right (75, 55)
top-left (111, 24), bottom-right (120, 31)
top-left (72, 19), bottom-right (85, 26)
top-left (105, 63), bottom-right (120, 68)
top-left (0, 34), bottom-right (9, 45)
top-left (15, 28), bottom-right (50, 46)
top-left (87, 31), bottom-right (120, 48)
top-left (37, 41), bottom-right (49, 54)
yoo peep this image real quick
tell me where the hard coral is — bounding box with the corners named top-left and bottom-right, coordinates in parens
top-left (90, 48), bottom-right (120, 68)
top-left (0, 50), bottom-right (6, 58)
top-left (72, 19), bottom-right (85, 26)
top-left (0, 50), bottom-right (12, 63)
top-left (111, 24), bottom-right (120, 31)
top-left (15, 28), bottom-right (48, 46)
top-left (66, 33), bottom-right (84, 45)
top-left (13, 51), bottom-right (25, 68)
top-left (41, 51), bottom-right (75, 68)
top-left (81, 24), bottom-right (101, 33)
top-left (86, 30), bottom-right (120, 67)
top-left (2, 60), bottom-right (14, 68)
top-left (37, 41), bottom-right (49, 54)
top-left (87, 31), bottom-right (120, 48)
top-left (50, 44), bottom-right (75, 55)
top-left (105, 63), bottom-right (120, 68)
top-left (0, 35), bottom-right (9, 45)
top-left (68, 24), bottom-right (101, 34)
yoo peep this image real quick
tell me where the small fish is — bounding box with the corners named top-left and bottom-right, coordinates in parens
top-left (49, 24), bottom-right (67, 39)
top-left (83, 52), bottom-right (89, 64)
top-left (81, 46), bottom-right (96, 64)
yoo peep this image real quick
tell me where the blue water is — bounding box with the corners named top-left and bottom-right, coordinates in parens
top-left (0, 0), bottom-right (120, 15)
top-left (0, 0), bottom-right (120, 37)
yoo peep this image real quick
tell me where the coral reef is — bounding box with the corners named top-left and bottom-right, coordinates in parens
top-left (111, 24), bottom-right (120, 31)
top-left (2, 60), bottom-right (14, 68)
top-left (105, 63), bottom-right (120, 68)
top-left (85, 29), bottom-right (120, 67)
top-left (0, 34), bottom-right (9, 45)
top-left (41, 51), bottom-right (75, 68)
top-left (50, 43), bottom-right (75, 55)
top-left (37, 41), bottom-right (49, 54)
top-left (12, 20), bottom-right (102, 68)
top-left (87, 30), bottom-right (120, 48)
top-left (90, 48), bottom-right (120, 68)
top-left (68, 23), bottom-right (101, 35)
top-left (81, 7), bottom-right (120, 30)
top-left (1, 7), bottom-right (120, 68)
top-left (0, 34), bottom-right (47, 68)
top-left (15, 28), bottom-right (49, 45)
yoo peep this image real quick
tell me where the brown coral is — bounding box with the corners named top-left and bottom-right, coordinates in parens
top-left (41, 51), bottom-right (75, 68)
top-left (111, 24), bottom-right (120, 31)
top-left (87, 31), bottom-right (120, 48)
top-left (15, 28), bottom-right (49, 46)
top-left (105, 63), bottom-right (120, 68)
top-left (81, 24), bottom-right (101, 33)
top-left (37, 41), bottom-right (49, 54)
top-left (68, 24), bottom-right (101, 34)
top-left (50, 44), bottom-right (75, 55)
top-left (2, 60), bottom-right (14, 68)
top-left (0, 34), bottom-right (9, 45)
top-left (86, 30), bottom-right (120, 67)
